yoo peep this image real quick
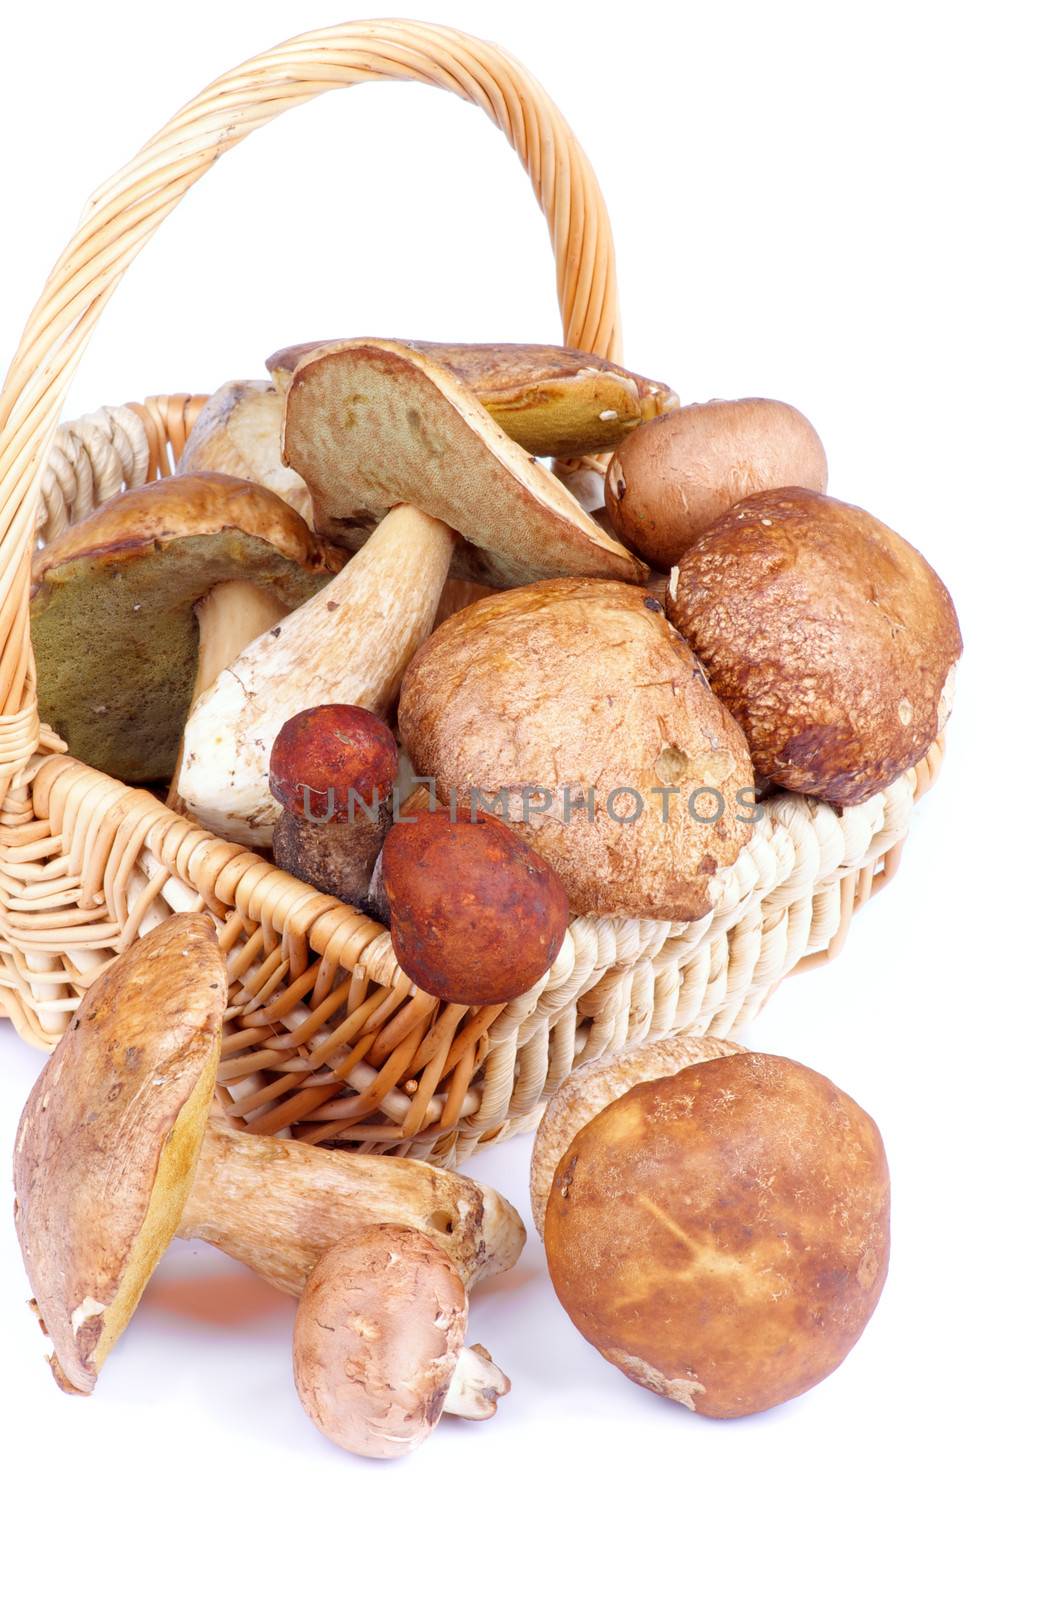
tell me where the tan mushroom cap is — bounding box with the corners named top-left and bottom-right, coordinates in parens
top-left (179, 380), bottom-right (313, 524)
top-left (281, 338), bottom-right (646, 587)
top-left (544, 1053), bottom-right (890, 1419)
top-left (31, 471), bottom-right (343, 782)
top-left (269, 337), bottom-right (678, 458)
top-left (398, 579), bottom-right (755, 920)
top-left (666, 487), bottom-right (962, 805)
top-left (13, 915), bottom-right (226, 1395)
top-left (293, 1226), bottom-right (510, 1459)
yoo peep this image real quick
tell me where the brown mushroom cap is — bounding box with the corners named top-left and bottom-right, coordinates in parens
top-left (31, 472), bottom-right (343, 782)
top-left (179, 380), bottom-right (313, 524)
top-left (605, 398), bottom-right (828, 568)
top-left (666, 487), bottom-right (962, 805)
top-left (545, 1053), bottom-right (890, 1418)
top-left (292, 1226), bottom-right (472, 1459)
top-left (398, 579), bottom-right (755, 920)
top-left (381, 806), bottom-right (569, 1005)
top-left (281, 338), bottom-right (646, 586)
top-left (269, 338), bottom-right (678, 458)
top-left (13, 915), bottom-right (226, 1394)
top-left (269, 704), bottom-right (398, 822)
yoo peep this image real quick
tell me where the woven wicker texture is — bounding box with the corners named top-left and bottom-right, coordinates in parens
top-left (0, 22), bottom-right (943, 1166)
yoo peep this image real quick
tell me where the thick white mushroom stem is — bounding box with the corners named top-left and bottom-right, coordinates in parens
top-left (176, 505), bottom-right (457, 845)
top-left (445, 1342), bottom-right (511, 1419)
top-left (177, 1122), bottom-right (525, 1295)
top-left (166, 581), bottom-right (288, 808)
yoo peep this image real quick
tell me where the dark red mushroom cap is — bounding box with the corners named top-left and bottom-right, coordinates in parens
top-left (381, 807), bottom-right (569, 1005)
top-left (269, 705), bottom-right (399, 823)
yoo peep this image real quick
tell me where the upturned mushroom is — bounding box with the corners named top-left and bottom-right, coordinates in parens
top-left (176, 339), bottom-right (647, 845)
top-left (30, 472), bottom-right (343, 783)
top-left (13, 915), bottom-right (524, 1396)
top-left (269, 704), bottom-right (398, 907)
top-left (179, 380), bottom-right (313, 524)
top-left (666, 486), bottom-right (963, 804)
top-left (538, 1044), bottom-right (890, 1418)
top-left (380, 806), bottom-right (569, 1004)
top-left (398, 579), bottom-right (756, 920)
top-left (294, 1226), bottom-right (511, 1459)
top-left (268, 337), bottom-right (678, 464)
top-left (605, 398), bottom-right (828, 569)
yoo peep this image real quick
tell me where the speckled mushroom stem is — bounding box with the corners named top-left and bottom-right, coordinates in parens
top-left (177, 1121), bottom-right (525, 1295)
top-left (445, 1343), bottom-right (511, 1419)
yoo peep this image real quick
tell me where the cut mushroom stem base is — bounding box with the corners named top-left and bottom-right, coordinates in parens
top-left (444, 1342), bottom-right (511, 1419)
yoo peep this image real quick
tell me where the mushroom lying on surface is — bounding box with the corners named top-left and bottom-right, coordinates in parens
top-left (604, 397), bottom-right (828, 568)
top-left (398, 579), bottom-right (756, 920)
top-left (380, 805), bottom-right (569, 1004)
top-left (539, 1046), bottom-right (890, 1418)
top-left (30, 472), bottom-right (342, 783)
top-left (666, 486), bottom-right (963, 804)
top-left (177, 340), bottom-right (647, 845)
top-left (179, 380), bottom-right (313, 525)
top-left (13, 916), bottom-right (524, 1396)
top-left (269, 704), bottom-right (398, 907)
top-left (294, 1227), bottom-right (511, 1459)
top-left (268, 337), bottom-right (677, 463)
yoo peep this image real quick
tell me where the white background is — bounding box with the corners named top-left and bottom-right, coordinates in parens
top-left (1, 2), bottom-right (1055, 1594)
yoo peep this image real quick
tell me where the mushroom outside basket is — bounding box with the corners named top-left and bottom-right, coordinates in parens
top-left (0, 20), bottom-right (945, 1167)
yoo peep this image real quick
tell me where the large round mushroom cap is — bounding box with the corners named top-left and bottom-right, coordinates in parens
top-left (13, 915), bottom-right (227, 1394)
top-left (31, 471), bottom-right (343, 782)
top-left (544, 1053), bottom-right (890, 1419)
top-left (398, 579), bottom-right (755, 920)
top-left (293, 1226), bottom-right (471, 1459)
top-left (666, 487), bottom-right (962, 805)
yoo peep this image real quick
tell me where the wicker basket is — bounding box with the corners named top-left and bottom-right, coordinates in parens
top-left (0, 20), bottom-right (944, 1166)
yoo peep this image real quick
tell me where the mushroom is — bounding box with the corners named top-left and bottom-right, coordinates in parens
top-left (269, 704), bottom-right (398, 906)
top-left (30, 472), bottom-right (342, 783)
top-left (176, 339), bottom-right (647, 845)
top-left (539, 1048), bottom-right (890, 1418)
top-left (179, 380), bottom-right (313, 524)
top-left (398, 579), bottom-right (756, 920)
top-left (294, 1226), bottom-right (511, 1459)
top-left (666, 487), bottom-right (963, 804)
top-left (268, 337), bottom-right (677, 466)
top-left (13, 915), bottom-right (525, 1395)
top-left (604, 398), bottom-right (828, 568)
top-left (380, 805), bottom-right (569, 1004)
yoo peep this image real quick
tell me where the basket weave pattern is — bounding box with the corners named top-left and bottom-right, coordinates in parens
top-left (0, 22), bottom-right (942, 1165)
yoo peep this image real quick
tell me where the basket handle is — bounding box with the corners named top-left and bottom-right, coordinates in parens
top-left (0, 18), bottom-right (621, 801)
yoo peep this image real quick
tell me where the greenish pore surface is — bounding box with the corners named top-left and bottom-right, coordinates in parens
top-left (32, 530), bottom-right (333, 784)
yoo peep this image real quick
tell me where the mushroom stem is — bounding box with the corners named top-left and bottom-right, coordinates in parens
top-left (166, 581), bottom-right (288, 808)
top-left (443, 1342), bottom-right (511, 1420)
top-left (177, 1121), bottom-right (525, 1294)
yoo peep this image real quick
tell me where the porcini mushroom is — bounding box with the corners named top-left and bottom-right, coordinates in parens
top-left (541, 1050), bottom-right (890, 1418)
top-left (269, 704), bottom-right (398, 906)
top-left (605, 398), bottom-right (828, 568)
top-left (268, 337), bottom-right (677, 464)
top-left (398, 579), bottom-right (756, 920)
top-left (179, 380), bottom-right (313, 524)
top-left (294, 1226), bottom-right (510, 1459)
top-left (177, 339), bottom-right (647, 845)
top-left (30, 472), bottom-right (342, 783)
top-left (666, 487), bottom-right (963, 804)
top-left (380, 806), bottom-right (569, 1004)
top-left (13, 915), bottom-right (524, 1395)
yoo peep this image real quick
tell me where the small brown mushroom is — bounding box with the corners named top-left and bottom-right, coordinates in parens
top-left (268, 338), bottom-right (678, 461)
top-left (398, 580), bottom-right (756, 920)
top-left (294, 1226), bottom-right (510, 1459)
top-left (541, 1049), bottom-right (890, 1419)
top-left (666, 486), bottom-right (962, 804)
top-left (380, 806), bottom-right (569, 1004)
top-left (30, 472), bottom-right (342, 784)
top-left (605, 398), bottom-right (828, 568)
top-left (13, 916), bottom-right (524, 1395)
top-left (179, 380), bottom-right (313, 524)
top-left (269, 705), bottom-right (398, 907)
